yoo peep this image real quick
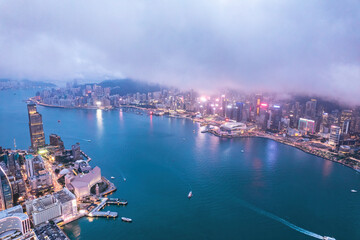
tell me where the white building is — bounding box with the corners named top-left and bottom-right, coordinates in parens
top-left (0, 205), bottom-right (32, 238)
top-left (25, 195), bottom-right (61, 226)
top-left (53, 188), bottom-right (78, 221)
top-left (329, 125), bottom-right (341, 146)
top-left (66, 166), bottom-right (102, 198)
top-left (220, 122), bottom-right (247, 132)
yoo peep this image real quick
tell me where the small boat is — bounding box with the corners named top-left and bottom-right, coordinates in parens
top-left (121, 217), bottom-right (132, 222)
top-left (241, 150), bottom-right (244, 153)
top-left (188, 191), bottom-right (193, 198)
top-left (351, 189), bottom-right (357, 193)
top-left (111, 176), bottom-right (115, 179)
top-left (123, 178), bottom-right (126, 181)
top-left (86, 139), bottom-right (91, 142)
top-left (193, 130), bottom-right (196, 133)
top-left (323, 237), bottom-right (336, 240)
top-left (58, 120), bottom-right (61, 123)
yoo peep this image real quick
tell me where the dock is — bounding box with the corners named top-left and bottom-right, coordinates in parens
top-left (87, 197), bottom-right (126, 219)
top-left (107, 198), bottom-right (128, 206)
top-left (89, 211), bottom-right (118, 218)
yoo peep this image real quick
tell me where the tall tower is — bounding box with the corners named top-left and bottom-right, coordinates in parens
top-left (27, 103), bottom-right (45, 150)
top-left (0, 166), bottom-right (13, 210)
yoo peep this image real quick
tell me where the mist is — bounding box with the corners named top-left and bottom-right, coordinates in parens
top-left (0, 0), bottom-right (359, 103)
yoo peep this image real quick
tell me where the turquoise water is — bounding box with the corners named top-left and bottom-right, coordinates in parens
top-left (1, 89), bottom-right (360, 239)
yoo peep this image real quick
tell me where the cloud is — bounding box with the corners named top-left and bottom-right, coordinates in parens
top-left (0, 0), bottom-right (359, 103)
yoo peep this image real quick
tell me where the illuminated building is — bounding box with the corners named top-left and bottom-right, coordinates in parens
top-left (329, 125), bottom-right (341, 146)
top-left (25, 155), bottom-right (52, 193)
top-left (298, 118), bottom-right (315, 134)
top-left (27, 103), bottom-right (45, 150)
top-left (255, 94), bottom-right (261, 116)
top-left (0, 166), bottom-right (13, 211)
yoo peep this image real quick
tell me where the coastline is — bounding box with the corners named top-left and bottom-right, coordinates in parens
top-left (32, 98), bottom-right (360, 173)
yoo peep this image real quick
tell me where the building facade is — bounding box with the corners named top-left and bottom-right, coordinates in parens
top-left (27, 103), bottom-right (45, 150)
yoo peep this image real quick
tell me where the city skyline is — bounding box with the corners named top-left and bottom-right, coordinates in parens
top-left (0, 1), bottom-right (359, 104)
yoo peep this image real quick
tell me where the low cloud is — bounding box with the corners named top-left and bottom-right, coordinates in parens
top-left (0, 0), bottom-right (359, 103)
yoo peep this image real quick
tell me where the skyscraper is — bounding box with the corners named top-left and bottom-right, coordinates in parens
top-left (329, 125), bottom-right (341, 146)
top-left (27, 103), bottom-right (45, 150)
top-left (0, 166), bottom-right (13, 211)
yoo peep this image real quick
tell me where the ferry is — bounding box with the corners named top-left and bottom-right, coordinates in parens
top-left (121, 217), bottom-right (132, 223)
top-left (351, 189), bottom-right (357, 193)
top-left (323, 237), bottom-right (336, 240)
top-left (111, 176), bottom-right (115, 179)
top-left (188, 191), bottom-right (193, 198)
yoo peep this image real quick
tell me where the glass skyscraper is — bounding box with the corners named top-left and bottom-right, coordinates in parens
top-left (27, 103), bottom-right (46, 150)
top-left (0, 166), bottom-right (13, 210)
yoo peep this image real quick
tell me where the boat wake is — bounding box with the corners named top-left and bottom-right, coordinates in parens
top-left (240, 201), bottom-right (324, 239)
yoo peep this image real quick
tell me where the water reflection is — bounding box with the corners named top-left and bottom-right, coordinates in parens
top-left (149, 114), bottom-right (153, 130)
top-left (96, 109), bottom-right (103, 135)
top-left (266, 140), bottom-right (278, 168)
top-left (322, 160), bottom-right (333, 177)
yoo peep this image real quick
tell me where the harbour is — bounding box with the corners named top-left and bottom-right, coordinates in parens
top-left (1, 90), bottom-right (360, 240)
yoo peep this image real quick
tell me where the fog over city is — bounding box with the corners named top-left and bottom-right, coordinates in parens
top-left (0, 0), bottom-right (359, 103)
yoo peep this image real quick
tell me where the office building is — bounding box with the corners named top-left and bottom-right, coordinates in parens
top-left (305, 99), bottom-right (317, 119)
top-left (329, 125), bottom-right (341, 146)
top-left (298, 118), bottom-right (315, 134)
top-left (0, 166), bottom-right (13, 211)
top-left (27, 103), bottom-right (45, 150)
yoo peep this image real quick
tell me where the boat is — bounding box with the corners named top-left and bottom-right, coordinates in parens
top-left (123, 178), bottom-right (126, 181)
top-left (188, 191), bottom-right (193, 198)
top-left (86, 139), bottom-right (91, 142)
top-left (111, 176), bottom-right (115, 179)
top-left (121, 217), bottom-right (132, 222)
top-left (241, 150), bottom-right (244, 153)
top-left (323, 237), bottom-right (336, 240)
top-left (193, 130), bottom-right (196, 133)
top-left (351, 189), bottom-right (357, 193)
top-left (58, 120), bottom-right (61, 123)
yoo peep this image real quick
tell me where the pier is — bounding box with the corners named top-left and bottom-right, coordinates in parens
top-left (87, 197), bottom-right (126, 219)
top-left (107, 198), bottom-right (128, 206)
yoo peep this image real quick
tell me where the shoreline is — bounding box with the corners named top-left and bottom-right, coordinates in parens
top-left (32, 99), bottom-right (360, 173)
top-left (205, 130), bottom-right (360, 173)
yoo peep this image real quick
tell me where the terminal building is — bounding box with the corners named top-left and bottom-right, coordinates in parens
top-left (66, 166), bottom-right (102, 198)
top-left (0, 205), bottom-right (33, 239)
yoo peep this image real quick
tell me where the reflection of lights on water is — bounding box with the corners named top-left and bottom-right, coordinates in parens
top-left (96, 109), bottom-right (103, 133)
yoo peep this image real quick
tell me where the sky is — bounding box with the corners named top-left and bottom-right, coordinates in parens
top-left (0, 0), bottom-right (359, 103)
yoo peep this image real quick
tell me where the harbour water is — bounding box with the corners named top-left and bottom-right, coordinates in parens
top-left (1, 89), bottom-right (360, 239)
